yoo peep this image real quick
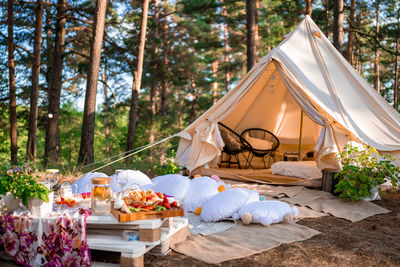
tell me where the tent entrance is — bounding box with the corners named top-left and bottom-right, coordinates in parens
top-left (219, 61), bottom-right (322, 168)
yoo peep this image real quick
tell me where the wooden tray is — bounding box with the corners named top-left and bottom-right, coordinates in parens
top-left (111, 207), bottom-right (184, 222)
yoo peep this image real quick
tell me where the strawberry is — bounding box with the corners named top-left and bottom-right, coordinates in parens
top-left (164, 202), bottom-right (171, 209)
top-left (138, 203), bottom-right (143, 208)
top-left (171, 201), bottom-right (178, 207)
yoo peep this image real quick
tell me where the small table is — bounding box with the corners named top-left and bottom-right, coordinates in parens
top-left (86, 215), bottom-right (188, 266)
top-left (284, 152), bottom-right (299, 161)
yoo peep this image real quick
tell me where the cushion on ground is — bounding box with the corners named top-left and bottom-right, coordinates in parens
top-left (183, 176), bottom-right (220, 212)
top-left (271, 161), bottom-right (322, 179)
top-left (110, 170), bottom-right (152, 192)
top-left (142, 174), bottom-right (191, 201)
top-left (232, 201), bottom-right (299, 226)
top-left (200, 188), bottom-right (251, 222)
top-left (72, 172), bottom-right (108, 194)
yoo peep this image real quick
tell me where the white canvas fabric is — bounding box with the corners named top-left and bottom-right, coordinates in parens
top-left (176, 16), bottom-right (400, 172)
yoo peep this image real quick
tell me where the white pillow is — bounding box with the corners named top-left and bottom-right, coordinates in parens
top-left (143, 174), bottom-right (190, 201)
top-left (110, 170), bottom-right (151, 192)
top-left (200, 188), bottom-right (250, 222)
top-left (72, 172), bottom-right (108, 194)
top-left (183, 176), bottom-right (219, 212)
top-left (237, 188), bottom-right (259, 204)
top-left (232, 201), bottom-right (299, 226)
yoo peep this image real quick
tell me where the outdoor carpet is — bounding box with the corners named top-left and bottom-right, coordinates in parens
top-left (170, 222), bottom-right (320, 264)
top-left (226, 180), bottom-right (390, 222)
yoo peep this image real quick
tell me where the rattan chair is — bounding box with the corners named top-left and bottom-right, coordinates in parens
top-left (218, 122), bottom-right (252, 169)
top-left (241, 128), bottom-right (280, 169)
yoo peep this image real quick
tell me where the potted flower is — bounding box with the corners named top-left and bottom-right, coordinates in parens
top-left (0, 164), bottom-right (52, 216)
top-left (334, 144), bottom-right (400, 201)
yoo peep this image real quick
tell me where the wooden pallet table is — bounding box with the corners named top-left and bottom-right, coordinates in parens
top-left (87, 214), bottom-right (188, 267)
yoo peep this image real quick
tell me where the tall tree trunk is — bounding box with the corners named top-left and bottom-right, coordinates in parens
top-left (324, 0), bottom-right (329, 37)
top-left (212, 60), bottom-right (219, 104)
top-left (45, 0), bottom-right (66, 165)
top-left (305, 0), bottom-right (312, 16)
top-left (27, 0), bottom-right (44, 163)
top-left (246, 0), bottom-right (256, 72)
top-left (333, 0), bottom-right (344, 52)
top-left (394, 38), bottom-right (399, 111)
top-left (149, 0), bottom-right (159, 161)
top-left (78, 0), bottom-right (108, 165)
top-left (346, 0), bottom-right (356, 66)
top-left (101, 68), bottom-right (110, 156)
top-left (373, 0), bottom-right (380, 93)
top-left (178, 93), bottom-right (184, 130)
top-left (222, 5), bottom-right (230, 91)
top-left (191, 76), bottom-right (197, 121)
top-left (126, 0), bottom-right (150, 154)
top-left (45, 0), bottom-right (53, 92)
top-left (7, 0), bottom-right (17, 164)
top-left (255, 0), bottom-right (259, 56)
top-left (211, 27), bottom-right (219, 104)
top-left (159, 10), bottom-right (169, 116)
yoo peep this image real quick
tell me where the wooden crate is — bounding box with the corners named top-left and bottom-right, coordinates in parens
top-left (111, 207), bottom-right (184, 222)
top-left (88, 216), bottom-right (188, 267)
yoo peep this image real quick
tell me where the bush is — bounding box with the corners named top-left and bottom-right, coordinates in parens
top-left (0, 163), bottom-right (50, 206)
top-left (153, 158), bottom-right (181, 176)
top-left (334, 144), bottom-right (400, 201)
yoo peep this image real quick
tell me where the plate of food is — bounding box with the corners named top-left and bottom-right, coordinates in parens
top-left (112, 189), bottom-right (184, 222)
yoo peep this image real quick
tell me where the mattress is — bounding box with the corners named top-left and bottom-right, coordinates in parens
top-left (271, 161), bottom-right (322, 179)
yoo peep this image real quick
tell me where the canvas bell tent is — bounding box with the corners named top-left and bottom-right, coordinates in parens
top-left (175, 16), bottom-right (400, 175)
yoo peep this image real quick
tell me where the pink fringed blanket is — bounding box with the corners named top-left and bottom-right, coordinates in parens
top-left (0, 208), bottom-right (91, 267)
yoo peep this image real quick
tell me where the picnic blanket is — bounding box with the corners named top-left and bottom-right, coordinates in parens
top-left (171, 222), bottom-right (320, 264)
top-left (186, 212), bottom-right (236, 236)
top-left (226, 181), bottom-right (390, 222)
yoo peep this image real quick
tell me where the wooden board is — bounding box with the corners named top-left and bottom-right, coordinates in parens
top-left (112, 207), bottom-right (184, 222)
top-left (196, 167), bottom-right (322, 188)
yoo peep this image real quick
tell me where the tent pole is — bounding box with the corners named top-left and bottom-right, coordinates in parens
top-left (298, 110), bottom-right (304, 161)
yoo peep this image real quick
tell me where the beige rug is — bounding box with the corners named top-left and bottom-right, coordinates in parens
top-left (171, 222), bottom-right (320, 264)
top-left (226, 180), bottom-right (390, 222)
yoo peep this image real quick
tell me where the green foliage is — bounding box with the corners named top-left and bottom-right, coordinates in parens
top-left (0, 163), bottom-right (50, 206)
top-left (334, 144), bottom-right (400, 201)
top-left (152, 156), bottom-right (181, 176)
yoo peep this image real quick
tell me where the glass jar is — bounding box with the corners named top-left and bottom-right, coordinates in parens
top-left (58, 182), bottom-right (73, 198)
top-left (45, 169), bottom-right (59, 190)
top-left (91, 177), bottom-right (112, 215)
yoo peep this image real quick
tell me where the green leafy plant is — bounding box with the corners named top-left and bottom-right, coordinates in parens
top-left (153, 158), bottom-right (181, 176)
top-left (0, 164), bottom-right (50, 206)
top-left (334, 144), bottom-right (400, 201)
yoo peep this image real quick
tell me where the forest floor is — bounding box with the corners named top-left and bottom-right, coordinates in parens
top-left (0, 190), bottom-right (399, 266)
